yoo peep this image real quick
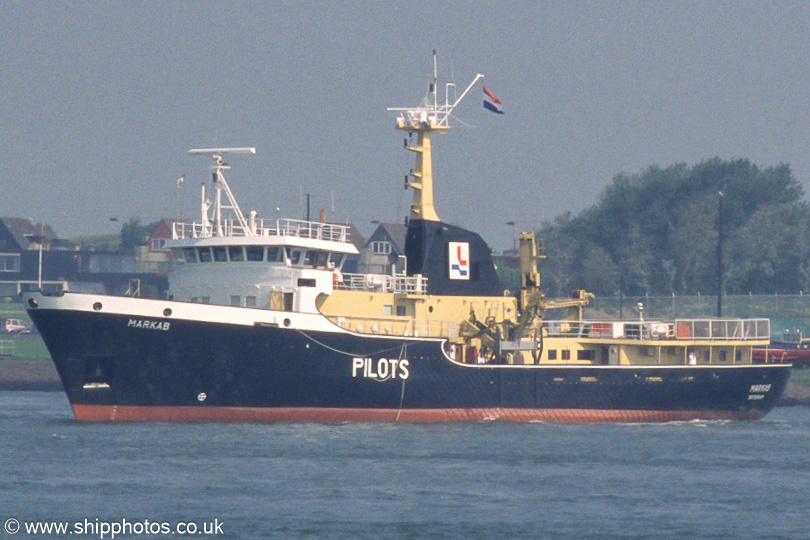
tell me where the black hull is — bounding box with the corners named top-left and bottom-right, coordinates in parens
top-left (28, 303), bottom-right (791, 423)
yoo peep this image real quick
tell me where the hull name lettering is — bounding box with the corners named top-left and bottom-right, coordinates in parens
top-left (352, 357), bottom-right (410, 381)
top-left (127, 319), bottom-right (171, 331)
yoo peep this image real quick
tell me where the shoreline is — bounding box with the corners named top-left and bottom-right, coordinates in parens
top-left (2, 357), bottom-right (809, 407)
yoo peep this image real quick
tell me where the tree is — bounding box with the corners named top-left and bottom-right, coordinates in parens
top-left (120, 218), bottom-right (151, 252)
top-left (536, 159), bottom-right (806, 296)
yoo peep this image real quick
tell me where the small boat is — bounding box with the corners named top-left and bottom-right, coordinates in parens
top-left (22, 54), bottom-right (790, 422)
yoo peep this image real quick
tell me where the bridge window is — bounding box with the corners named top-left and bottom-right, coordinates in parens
top-left (287, 249), bottom-right (303, 266)
top-left (213, 247), bottom-right (227, 262)
top-left (198, 248), bottom-right (212, 263)
top-left (182, 248), bottom-right (198, 263)
top-left (246, 246), bottom-right (264, 261)
top-left (328, 252), bottom-right (345, 269)
top-left (228, 246), bottom-right (244, 261)
top-left (267, 247), bottom-right (283, 262)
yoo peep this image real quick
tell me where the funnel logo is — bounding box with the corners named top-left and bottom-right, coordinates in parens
top-left (449, 242), bottom-right (470, 280)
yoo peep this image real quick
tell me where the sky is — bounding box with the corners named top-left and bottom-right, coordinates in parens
top-left (3, 1), bottom-right (810, 252)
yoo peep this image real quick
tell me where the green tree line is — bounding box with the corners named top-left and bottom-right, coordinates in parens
top-left (537, 158), bottom-right (810, 297)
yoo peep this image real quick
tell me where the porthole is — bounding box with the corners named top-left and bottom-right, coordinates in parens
top-left (163, 308), bottom-right (172, 317)
top-left (27, 299), bottom-right (38, 308)
top-left (93, 302), bottom-right (102, 311)
top-left (283, 318), bottom-right (291, 327)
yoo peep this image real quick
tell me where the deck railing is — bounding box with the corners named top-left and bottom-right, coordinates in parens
top-left (335, 273), bottom-right (428, 295)
top-left (172, 218), bottom-right (352, 244)
top-left (542, 318), bottom-right (770, 341)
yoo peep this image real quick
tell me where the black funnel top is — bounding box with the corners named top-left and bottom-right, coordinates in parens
top-left (405, 219), bottom-right (502, 296)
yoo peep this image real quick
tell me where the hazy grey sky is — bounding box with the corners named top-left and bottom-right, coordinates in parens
top-left (3, 1), bottom-right (810, 251)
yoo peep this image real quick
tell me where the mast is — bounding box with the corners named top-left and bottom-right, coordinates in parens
top-left (188, 147), bottom-right (256, 237)
top-left (388, 52), bottom-right (484, 222)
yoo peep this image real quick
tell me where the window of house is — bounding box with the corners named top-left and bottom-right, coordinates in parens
top-left (372, 241), bottom-right (392, 255)
top-left (151, 238), bottom-right (167, 251)
top-left (396, 305), bottom-right (406, 317)
top-left (0, 254), bottom-right (21, 272)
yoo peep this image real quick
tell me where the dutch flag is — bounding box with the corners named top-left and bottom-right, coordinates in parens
top-left (483, 86), bottom-right (504, 115)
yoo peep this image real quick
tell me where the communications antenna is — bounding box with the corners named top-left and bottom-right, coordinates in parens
top-left (188, 147), bottom-right (256, 237)
top-left (387, 52), bottom-right (484, 221)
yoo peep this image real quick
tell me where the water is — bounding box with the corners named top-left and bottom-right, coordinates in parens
top-left (1, 393), bottom-right (809, 539)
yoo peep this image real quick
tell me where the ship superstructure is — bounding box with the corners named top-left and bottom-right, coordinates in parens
top-left (165, 147), bottom-right (358, 314)
top-left (22, 54), bottom-right (790, 422)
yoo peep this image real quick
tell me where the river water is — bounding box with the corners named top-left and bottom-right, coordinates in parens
top-left (0, 392), bottom-right (807, 539)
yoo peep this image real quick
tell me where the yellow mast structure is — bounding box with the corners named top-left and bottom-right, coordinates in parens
top-left (388, 51), bottom-right (484, 222)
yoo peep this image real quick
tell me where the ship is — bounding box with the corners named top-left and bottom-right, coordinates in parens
top-left (752, 329), bottom-right (810, 368)
top-left (22, 55), bottom-right (790, 422)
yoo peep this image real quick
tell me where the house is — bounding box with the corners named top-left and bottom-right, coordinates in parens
top-left (0, 217), bottom-right (167, 300)
top-left (0, 217), bottom-right (76, 298)
top-left (358, 223), bottom-right (408, 275)
top-left (137, 218), bottom-right (177, 274)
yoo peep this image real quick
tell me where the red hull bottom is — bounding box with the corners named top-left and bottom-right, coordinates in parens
top-left (71, 405), bottom-right (766, 423)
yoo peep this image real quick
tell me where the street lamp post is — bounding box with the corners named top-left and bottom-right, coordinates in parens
top-left (717, 190), bottom-right (724, 318)
top-left (506, 221), bottom-right (516, 253)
